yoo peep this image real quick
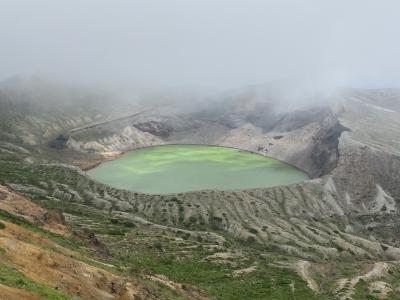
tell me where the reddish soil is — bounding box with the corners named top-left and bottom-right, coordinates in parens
top-left (72, 151), bottom-right (123, 171)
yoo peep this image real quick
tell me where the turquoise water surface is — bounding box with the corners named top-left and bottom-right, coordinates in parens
top-left (88, 145), bottom-right (308, 194)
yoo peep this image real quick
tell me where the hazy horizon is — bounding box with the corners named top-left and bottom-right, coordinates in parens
top-left (1, 0), bottom-right (400, 91)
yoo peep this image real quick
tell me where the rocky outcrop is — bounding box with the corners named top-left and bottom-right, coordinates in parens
top-left (132, 120), bottom-right (171, 137)
top-left (48, 133), bottom-right (70, 149)
top-left (310, 121), bottom-right (349, 177)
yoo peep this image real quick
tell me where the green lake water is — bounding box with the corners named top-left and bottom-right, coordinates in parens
top-left (88, 145), bottom-right (308, 194)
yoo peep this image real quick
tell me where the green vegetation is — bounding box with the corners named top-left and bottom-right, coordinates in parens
top-left (0, 264), bottom-right (80, 300)
top-left (0, 209), bottom-right (86, 252)
top-left (18, 189), bottom-right (319, 299)
top-left (118, 250), bottom-right (321, 300)
top-left (353, 280), bottom-right (378, 300)
top-left (0, 205), bottom-right (195, 300)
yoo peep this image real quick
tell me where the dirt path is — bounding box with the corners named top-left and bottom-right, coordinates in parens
top-left (335, 262), bottom-right (390, 300)
top-left (69, 109), bottom-right (150, 134)
top-left (295, 260), bottom-right (319, 293)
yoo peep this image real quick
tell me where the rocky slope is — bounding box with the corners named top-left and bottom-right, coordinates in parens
top-left (2, 80), bottom-right (400, 299)
top-left (0, 185), bottom-right (211, 300)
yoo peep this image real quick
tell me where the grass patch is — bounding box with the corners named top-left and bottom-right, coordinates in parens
top-left (116, 251), bottom-right (322, 300)
top-left (0, 209), bottom-right (87, 254)
top-left (0, 263), bottom-right (80, 300)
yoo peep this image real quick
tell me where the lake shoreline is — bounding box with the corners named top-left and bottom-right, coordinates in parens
top-left (87, 144), bottom-right (309, 194)
top-left (72, 151), bottom-right (125, 171)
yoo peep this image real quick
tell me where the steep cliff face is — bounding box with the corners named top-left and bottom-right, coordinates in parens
top-left (310, 121), bottom-right (349, 177)
top-left (329, 97), bottom-right (400, 213)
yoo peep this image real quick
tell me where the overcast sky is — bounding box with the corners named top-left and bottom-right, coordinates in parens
top-left (1, 0), bottom-right (400, 90)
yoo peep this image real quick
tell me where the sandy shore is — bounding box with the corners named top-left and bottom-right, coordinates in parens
top-left (71, 151), bottom-right (124, 171)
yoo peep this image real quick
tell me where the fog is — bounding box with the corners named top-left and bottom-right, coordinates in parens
top-left (1, 0), bottom-right (400, 91)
